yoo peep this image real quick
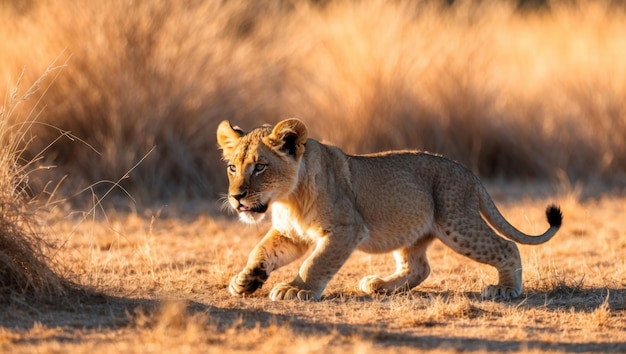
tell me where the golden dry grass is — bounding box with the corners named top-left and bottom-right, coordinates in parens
top-left (1, 0), bottom-right (625, 205)
top-left (0, 0), bottom-right (625, 352)
top-left (0, 190), bottom-right (624, 353)
top-left (0, 65), bottom-right (71, 302)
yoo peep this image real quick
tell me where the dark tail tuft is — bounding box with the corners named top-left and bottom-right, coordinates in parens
top-left (546, 205), bottom-right (563, 228)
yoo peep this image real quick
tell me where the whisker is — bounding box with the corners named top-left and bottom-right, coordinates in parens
top-left (217, 193), bottom-right (235, 214)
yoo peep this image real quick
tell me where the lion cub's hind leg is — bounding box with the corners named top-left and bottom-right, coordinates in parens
top-left (359, 235), bottom-right (434, 295)
top-left (436, 214), bottom-right (523, 300)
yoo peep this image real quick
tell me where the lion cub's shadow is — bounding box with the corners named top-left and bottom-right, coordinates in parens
top-left (322, 287), bottom-right (624, 313)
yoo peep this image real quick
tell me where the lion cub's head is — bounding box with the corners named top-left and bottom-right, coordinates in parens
top-left (217, 118), bottom-right (308, 223)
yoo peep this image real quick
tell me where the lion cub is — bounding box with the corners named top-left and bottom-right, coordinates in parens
top-left (217, 118), bottom-right (562, 301)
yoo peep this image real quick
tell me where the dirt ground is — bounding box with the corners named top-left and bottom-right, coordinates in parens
top-left (1, 183), bottom-right (625, 353)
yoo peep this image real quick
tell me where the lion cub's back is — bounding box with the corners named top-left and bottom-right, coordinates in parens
top-left (347, 151), bottom-right (475, 248)
top-left (349, 150), bottom-right (467, 189)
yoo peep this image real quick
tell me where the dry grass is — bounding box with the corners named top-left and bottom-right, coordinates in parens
top-left (0, 66), bottom-right (71, 302)
top-left (0, 192), bottom-right (623, 353)
top-left (0, 0), bottom-right (625, 352)
top-left (0, 0), bottom-right (625, 205)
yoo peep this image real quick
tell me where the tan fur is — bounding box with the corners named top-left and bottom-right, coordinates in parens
top-left (216, 118), bottom-right (562, 301)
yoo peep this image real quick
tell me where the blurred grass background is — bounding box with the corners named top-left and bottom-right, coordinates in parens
top-left (1, 0), bottom-right (625, 207)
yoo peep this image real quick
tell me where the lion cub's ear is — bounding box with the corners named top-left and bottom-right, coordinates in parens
top-left (266, 118), bottom-right (308, 159)
top-left (216, 120), bottom-right (245, 158)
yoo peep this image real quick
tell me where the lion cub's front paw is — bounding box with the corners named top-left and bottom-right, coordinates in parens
top-left (269, 282), bottom-right (317, 301)
top-left (482, 285), bottom-right (521, 301)
top-left (228, 268), bottom-right (269, 297)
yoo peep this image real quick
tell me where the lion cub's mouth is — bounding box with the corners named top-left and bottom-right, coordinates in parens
top-left (236, 202), bottom-right (269, 224)
top-left (237, 203), bottom-right (268, 214)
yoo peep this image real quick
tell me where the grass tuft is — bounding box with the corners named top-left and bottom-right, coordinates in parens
top-left (0, 66), bottom-right (70, 301)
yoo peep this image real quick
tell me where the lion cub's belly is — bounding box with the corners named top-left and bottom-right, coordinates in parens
top-left (357, 231), bottom-right (422, 254)
top-left (357, 216), bottom-right (434, 254)
top-left (354, 189), bottom-right (435, 254)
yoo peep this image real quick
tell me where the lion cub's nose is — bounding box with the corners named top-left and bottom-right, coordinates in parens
top-left (230, 191), bottom-right (248, 202)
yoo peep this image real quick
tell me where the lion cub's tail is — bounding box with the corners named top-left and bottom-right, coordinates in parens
top-left (478, 184), bottom-right (563, 245)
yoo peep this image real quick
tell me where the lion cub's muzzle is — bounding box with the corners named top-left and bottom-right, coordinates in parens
top-left (229, 191), bottom-right (269, 223)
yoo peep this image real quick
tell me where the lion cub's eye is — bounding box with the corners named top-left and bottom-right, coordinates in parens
top-left (253, 163), bottom-right (267, 173)
top-left (227, 164), bottom-right (236, 174)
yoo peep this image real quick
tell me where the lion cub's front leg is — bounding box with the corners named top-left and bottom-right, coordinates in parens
top-left (269, 226), bottom-right (365, 301)
top-left (229, 228), bottom-right (308, 297)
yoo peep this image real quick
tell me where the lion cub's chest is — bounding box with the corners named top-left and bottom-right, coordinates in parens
top-left (271, 202), bottom-right (374, 250)
top-left (271, 202), bottom-right (323, 241)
